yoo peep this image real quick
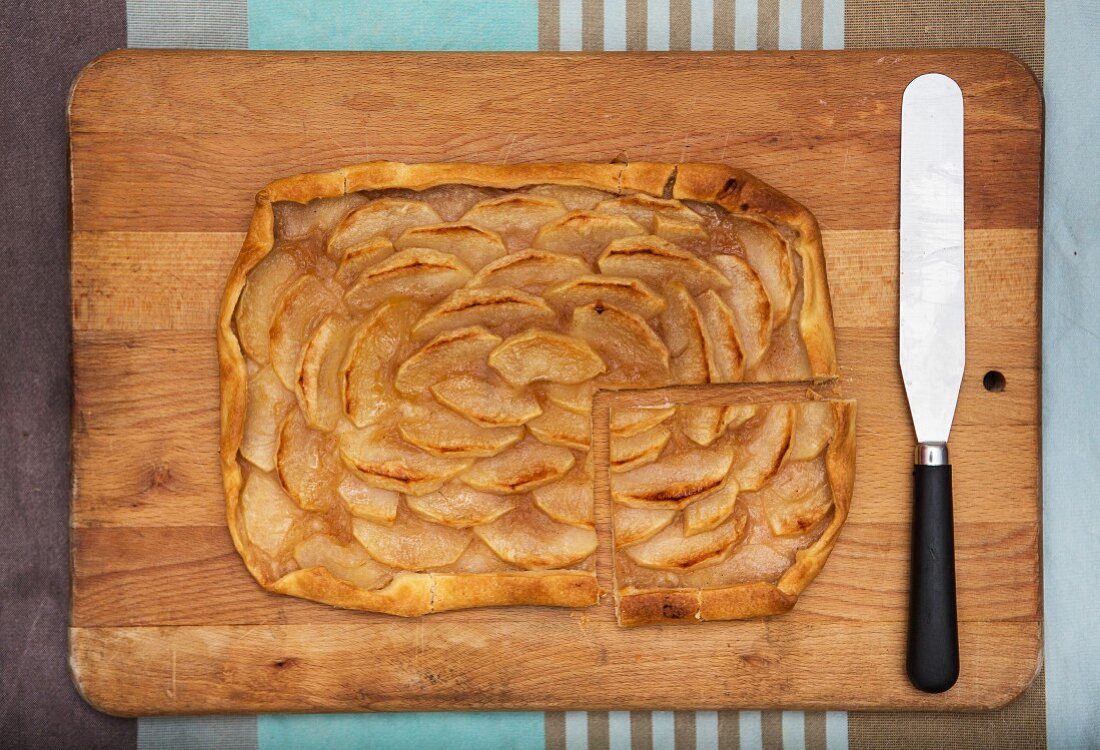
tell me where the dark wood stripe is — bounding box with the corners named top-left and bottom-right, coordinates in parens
top-left (801, 0), bottom-right (824, 49)
top-left (589, 710), bottom-right (610, 750)
top-left (674, 711), bottom-right (697, 750)
top-left (757, 0), bottom-right (780, 49)
top-left (626, 0), bottom-right (648, 50)
top-left (539, 0), bottom-right (561, 50)
top-left (717, 711), bottom-right (740, 750)
top-left (545, 710), bottom-right (567, 750)
top-left (631, 711), bottom-right (653, 750)
top-left (804, 711), bottom-right (828, 750)
top-left (670, 0), bottom-right (693, 50)
top-left (583, 0), bottom-right (605, 50)
top-left (761, 711), bottom-right (784, 750)
top-left (714, 0), bottom-right (736, 50)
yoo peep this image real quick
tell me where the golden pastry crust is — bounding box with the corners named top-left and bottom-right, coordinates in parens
top-left (614, 400), bottom-right (856, 626)
top-left (219, 161), bottom-right (845, 618)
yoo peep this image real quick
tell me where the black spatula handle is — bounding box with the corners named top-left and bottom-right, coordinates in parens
top-left (906, 447), bottom-right (960, 693)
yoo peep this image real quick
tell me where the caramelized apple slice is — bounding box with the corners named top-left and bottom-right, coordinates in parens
top-left (412, 287), bottom-right (555, 340)
top-left (660, 282), bottom-right (709, 384)
top-left (610, 426), bottom-right (671, 472)
top-left (468, 249), bottom-right (590, 293)
top-left (326, 199), bottom-right (441, 259)
top-left (461, 194), bottom-right (567, 249)
top-left (340, 428), bottom-right (472, 496)
top-left (334, 237), bottom-right (395, 287)
top-left (532, 473), bottom-right (595, 528)
top-left (654, 214), bottom-right (708, 245)
top-left (532, 211), bottom-right (646, 262)
top-left (730, 217), bottom-right (795, 325)
top-left (751, 458), bottom-right (832, 537)
top-left (489, 329), bottom-right (605, 386)
top-left (570, 303), bottom-right (669, 387)
top-left (623, 510), bottom-right (746, 571)
top-left (240, 470), bottom-right (302, 555)
top-left (544, 275), bottom-right (666, 319)
top-left (611, 449), bottom-right (733, 509)
top-left (406, 481), bottom-right (515, 527)
top-left (394, 223), bottom-right (506, 271)
top-left (610, 406), bottom-right (676, 437)
top-left (342, 300), bottom-right (414, 427)
top-left (598, 235), bottom-right (730, 294)
top-left (395, 326), bottom-right (501, 396)
top-left (679, 404), bottom-right (757, 447)
top-left (448, 538), bottom-right (516, 573)
top-left (431, 375), bottom-right (541, 427)
top-left (683, 481), bottom-right (739, 536)
top-left (344, 248), bottom-right (472, 310)
top-left (527, 402), bottom-right (592, 450)
top-left (725, 405), bottom-right (794, 491)
top-left (612, 506), bottom-right (677, 547)
top-left (697, 290), bottom-right (745, 382)
top-left (269, 275), bottom-right (340, 390)
top-left (526, 184), bottom-right (611, 210)
top-left (681, 543), bottom-right (792, 587)
top-left (594, 194), bottom-right (705, 232)
top-left (293, 535), bottom-right (393, 590)
top-left (240, 366), bottom-right (294, 472)
top-left (788, 401), bottom-right (836, 462)
top-left (461, 437), bottom-right (575, 494)
top-left (337, 473), bottom-right (399, 524)
top-left (297, 315), bottom-right (356, 431)
top-left (235, 251), bottom-right (299, 363)
top-left (398, 401), bottom-right (524, 458)
top-left (542, 381), bottom-right (596, 415)
top-left (275, 412), bottom-right (343, 511)
top-left (474, 502), bottom-right (597, 569)
top-left (713, 254), bottom-right (772, 369)
top-left (352, 507), bottom-right (471, 570)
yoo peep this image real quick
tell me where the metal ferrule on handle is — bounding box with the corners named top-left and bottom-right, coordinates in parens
top-left (915, 442), bottom-right (948, 466)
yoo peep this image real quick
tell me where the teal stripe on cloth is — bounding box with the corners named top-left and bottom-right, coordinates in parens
top-left (258, 713), bottom-right (545, 750)
top-left (247, 0), bottom-right (539, 50)
top-left (1043, 1), bottom-right (1100, 748)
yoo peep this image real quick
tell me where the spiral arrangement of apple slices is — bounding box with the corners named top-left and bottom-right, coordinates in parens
top-left (226, 171), bottom-right (850, 620)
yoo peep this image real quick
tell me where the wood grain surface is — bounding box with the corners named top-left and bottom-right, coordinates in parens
top-left (68, 50), bottom-right (1042, 715)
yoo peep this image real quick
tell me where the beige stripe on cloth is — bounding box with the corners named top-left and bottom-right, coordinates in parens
top-left (545, 710), bottom-right (566, 750)
top-left (718, 710), bottom-right (740, 748)
top-left (588, 711), bottom-right (610, 750)
top-left (757, 0), bottom-right (780, 49)
top-left (670, 0), bottom-right (693, 50)
top-left (626, 0), bottom-right (647, 51)
top-left (804, 710), bottom-right (827, 750)
top-left (761, 710), bottom-right (783, 749)
top-left (674, 710), bottom-right (696, 749)
top-left (801, 0), bottom-right (824, 50)
top-left (631, 710), bottom-right (653, 750)
top-left (714, 0), bottom-right (736, 50)
top-left (845, 0), bottom-right (1045, 80)
top-left (538, 0), bottom-right (560, 50)
top-left (583, 0), bottom-right (604, 51)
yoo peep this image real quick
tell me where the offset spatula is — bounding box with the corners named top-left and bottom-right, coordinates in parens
top-left (900, 73), bottom-right (965, 693)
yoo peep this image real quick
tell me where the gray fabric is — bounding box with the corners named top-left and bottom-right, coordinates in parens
top-left (138, 716), bottom-right (259, 750)
top-left (0, 1), bottom-right (134, 749)
top-left (127, 0), bottom-right (247, 49)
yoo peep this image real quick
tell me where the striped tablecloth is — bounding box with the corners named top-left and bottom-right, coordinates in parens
top-left (2, 1), bottom-right (1097, 748)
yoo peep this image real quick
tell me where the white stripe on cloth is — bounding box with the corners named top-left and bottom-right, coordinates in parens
top-left (778, 0), bottom-right (801, 49)
top-left (126, 0), bottom-right (247, 49)
top-left (647, 0), bottom-right (671, 50)
top-left (782, 711), bottom-right (806, 749)
top-left (695, 710), bottom-right (719, 750)
top-left (565, 711), bottom-right (589, 750)
top-left (691, 0), bottom-right (715, 50)
top-left (560, 0), bottom-right (583, 50)
top-left (739, 710), bottom-right (763, 750)
top-left (609, 710), bottom-right (632, 750)
top-left (605, 0), bottom-right (627, 50)
top-left (651, 710), bottom-right (676, 749)
top-left (822, 0), bottom-right (843, 49)
top-left (826, 710), bottom-right (849, 750)
top-left (734, 0), bottom-right (758, 49)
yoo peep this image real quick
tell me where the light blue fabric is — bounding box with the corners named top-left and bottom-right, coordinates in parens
top-left (259, 712), bottom-right (545, 750)
top-left (247, 0), bottom-right (539, 51)
top-left (1043, 1), bottom-right (1100, 748)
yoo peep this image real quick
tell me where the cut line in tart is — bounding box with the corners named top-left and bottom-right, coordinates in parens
top-left (219, 161), bottom-right (851, 620)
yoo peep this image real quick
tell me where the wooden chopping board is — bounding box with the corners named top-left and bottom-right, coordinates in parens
top-left (68, 50), bottom-right (1042, 715)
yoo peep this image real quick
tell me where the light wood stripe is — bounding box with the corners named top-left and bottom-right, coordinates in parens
top-left (757, 0), bottom-right (780, 49)
top-left (675, 711), bottom-right (697, 749)
top-left (630, 711), bottom-right (653, 750)
top-left (713, 0), bottom-right (736, 49)
top-left (804, 711), bottom-right (827, 750)
top-left (670, 0), bottom-right (693, 50)
top-left (589, 710), bottom-right (611, 750)
top-left (801, 0), bottom-right (824, 49)
top-left (761, 711), bottom-right (783, 750)
top-left (717, 711), bottom-right (740, 749)
top-left (547, 710), bottom-right (568, 750)
top-left (539, 0), bottom-right (561, 50)
top-left (583, 0), bottom-right (605, 50)
top-left (626, 0), bottom-right (647, 49)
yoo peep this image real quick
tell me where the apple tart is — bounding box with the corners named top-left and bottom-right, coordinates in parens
top-left (218, 161), bottom-right (853, 619)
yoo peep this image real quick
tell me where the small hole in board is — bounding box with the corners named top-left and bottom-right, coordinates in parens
top-left (983, 370), bottom-right (1006, 392)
